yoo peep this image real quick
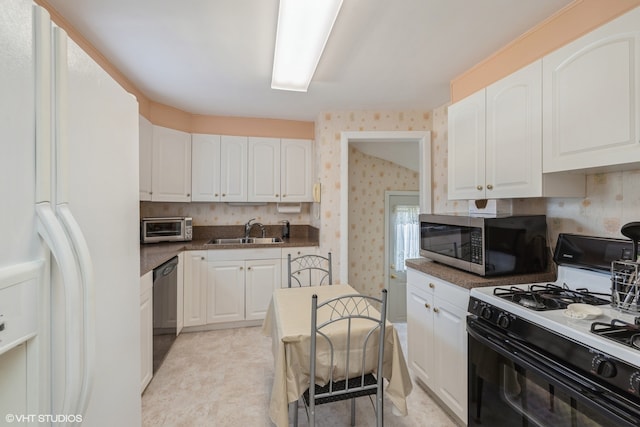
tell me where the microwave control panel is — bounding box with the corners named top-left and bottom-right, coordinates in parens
top-left (470, 229), bottom-right (483, 265)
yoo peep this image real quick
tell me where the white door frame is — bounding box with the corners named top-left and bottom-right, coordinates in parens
top-left (340, 131), bottom-right (432, 284)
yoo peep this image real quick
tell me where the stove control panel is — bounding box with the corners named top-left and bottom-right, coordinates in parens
top-left (591, 355), bottom-right (617, 378)
top-left (630, 372), bottom-right (640, 396)
top-left (469, 298), bottom-right (515, 330)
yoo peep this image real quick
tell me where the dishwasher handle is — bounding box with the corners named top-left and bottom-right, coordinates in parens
top-left (154, 256), bottom-right (178, 281)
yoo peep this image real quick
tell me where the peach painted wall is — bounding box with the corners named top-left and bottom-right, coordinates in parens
top-left (36, 0), bottom-right (314, 140)
top-left (451, 0), bottom-right (640, 102)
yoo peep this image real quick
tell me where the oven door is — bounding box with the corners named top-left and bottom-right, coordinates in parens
top-left (467, 317), bottom-right (640, 427)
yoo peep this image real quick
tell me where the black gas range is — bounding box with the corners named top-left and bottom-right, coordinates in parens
top-left (467, 234), bottom-right (640, 427)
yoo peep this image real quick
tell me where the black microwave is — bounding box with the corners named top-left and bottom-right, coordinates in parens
top-left (419, 213), bottom-right (548, 276)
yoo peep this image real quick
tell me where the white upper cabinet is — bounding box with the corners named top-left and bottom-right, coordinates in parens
top-left (248, 137), bottom-right (313, 202)
top-left (543, 7), bottom-right (640, 173)
top-left (139, 116), bottom-right (153, 201)
top-left (248, 137), bottom-right (281, 202)
top-left (448, 90), bottom-right (486, 200)
top-left (151, 125), bottom-right (192, 202)
top-left (449, 60), bottom-right (584, 200)
top-left (281, 139), bottom-right (313, 202)
top-left (485, 60), bottom-right (543, 198)
top-left (220, 135), bottom-right (248, 202)
top-left (191, 134), bottom-right (221, 202)
top-left (449, 61), bottom-right (545, 200)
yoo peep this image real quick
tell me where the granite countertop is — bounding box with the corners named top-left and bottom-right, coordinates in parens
top-left (140, 226), bottom-right (319, 276)
top-left (405, 257), bottom-right (557, 290)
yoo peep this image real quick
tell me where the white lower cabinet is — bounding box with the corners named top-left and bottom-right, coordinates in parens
top-left (207, 260), bottom-right (246, 323)
top-left (140, 271), bottom-right (153, 393)
top-left (183, 249), bottom-right (281, 327)
top-left (407, 268), bottom-right (469, 423)
top-left (183, 251), bottom-right (208, 327)
top-left (245, 258), bottom-right (282, 320)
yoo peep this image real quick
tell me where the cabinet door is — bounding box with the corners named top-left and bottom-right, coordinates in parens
top-left (140, 272), bottom-right (153, 392)
top-left (245, 258), bottom-right (281, 320)
top-left (176, 252), bottom-right (184, 335)
top-left (183, 251), bottom-right (208, 327)
top-left (248, 137), bottom-right (280, 202)
top-left (448, 90), bottom-right (486, 200)
top-left (406, 283), bottom-right (434, 386)
top-left (281, 139), bottom-right (313, 202)
top-left (151, 125), bottom-right (192, 202)
top-left (206, 260), bottom-right (245, 323)
top-left (486, 60), bottom-right (542, 198)
top-left (220, 135), bottom-right (248, 202)
top-left (139, 115), bottom-right (153, 201)
top-left (432, 296), bottom-right (468, 422)
top-left (191, 134), bottom-right (221, 202)
top-left (543, 8), bottom-right (640, 173)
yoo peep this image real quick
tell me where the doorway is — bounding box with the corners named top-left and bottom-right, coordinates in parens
top-left (339, 131), bottom-right (431, 284)
top-left (385, 191), bottom-right (419, 322)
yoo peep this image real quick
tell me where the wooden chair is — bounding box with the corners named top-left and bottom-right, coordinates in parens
top-left (294, 289), bottom-right (388, 427)
top-left (287, 252), bottom-right (332, 287)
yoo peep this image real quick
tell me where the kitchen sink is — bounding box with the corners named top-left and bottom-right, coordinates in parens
top-left (207, 237), bottom-right (283, 245)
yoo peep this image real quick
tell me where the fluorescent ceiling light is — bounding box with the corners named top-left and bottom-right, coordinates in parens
top-left (271, 0), bottom-right (344, 92)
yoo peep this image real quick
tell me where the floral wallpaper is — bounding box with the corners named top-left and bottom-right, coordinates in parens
top-left (313, 110), bottom-right (434, 294)
top-left (348, 147), bottom-right (419, 295)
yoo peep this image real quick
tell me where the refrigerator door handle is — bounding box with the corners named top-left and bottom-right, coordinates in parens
top-left (53, 27), bottom-right (95, 418)
top-left (57, 203), bottom-right (95, 417)
top-left (35, 202), bottom-right (83, 421)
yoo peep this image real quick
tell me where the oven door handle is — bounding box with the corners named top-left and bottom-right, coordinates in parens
top-left (468, 319), bottom-right (640, 424)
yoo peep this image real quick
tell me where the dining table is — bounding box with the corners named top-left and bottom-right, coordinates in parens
top-left (262, 284), bottom-right (413, 427)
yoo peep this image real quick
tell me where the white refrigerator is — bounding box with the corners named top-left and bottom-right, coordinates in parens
top-left (0, 1), bottom-right (141, 425)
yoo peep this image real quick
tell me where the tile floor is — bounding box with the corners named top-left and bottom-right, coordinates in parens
top-left (142, 324), bottom-right (458, 426)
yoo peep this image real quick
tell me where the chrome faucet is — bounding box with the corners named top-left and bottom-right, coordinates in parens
top-left (244, 218), bottom-right (265, 238)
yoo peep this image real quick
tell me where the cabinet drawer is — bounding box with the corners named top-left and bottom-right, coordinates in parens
top-left (407, 268), bottom-right (469, 310)
top-left (208, 247), bottom-right (281, 261)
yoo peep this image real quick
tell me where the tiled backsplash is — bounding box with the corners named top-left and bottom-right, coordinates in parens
top-left (140, 201), bottom-right (312, 226)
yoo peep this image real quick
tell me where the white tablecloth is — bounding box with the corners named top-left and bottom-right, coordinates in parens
top-left (262, 284), bottom-right (413, 427)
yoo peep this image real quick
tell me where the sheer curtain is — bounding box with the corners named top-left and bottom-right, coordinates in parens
top-left (393, 205), bottom-right (420, 272)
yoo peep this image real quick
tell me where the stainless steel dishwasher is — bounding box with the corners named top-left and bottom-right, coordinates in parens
top-left (152, 256), bottom-right (178, 374)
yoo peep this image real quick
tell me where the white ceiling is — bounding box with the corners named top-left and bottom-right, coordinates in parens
top-left (47, 0), bottom-right (573, 121)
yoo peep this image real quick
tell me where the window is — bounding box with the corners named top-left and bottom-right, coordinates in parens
top-left (393, 205), bottom-right (419, 272)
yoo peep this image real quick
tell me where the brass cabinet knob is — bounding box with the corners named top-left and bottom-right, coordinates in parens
top-left (222, 193), bottom-right (226, 197)
top-left (282, 194), bottom-right (286, 198)
top-left (275, 194), bottom-right (279, 197)
top-left (214, 193), bottom-right (219, 197)
top-left (434, 307), bottom-right (440, 313)
top-left (240, 266), bottom-right (243, 270)
top-left (390, 274), bottom-right (397, 279)
top-left (429, 283), bottom-right (435, 289)
top-left (200, 257), bottom-right (205, 260)
top-left (476, 185), bottom-right (483, 191)
top-left (487, 184), bottom-right (493, 190)
top-left (424, 303), bottom-right (430, 309)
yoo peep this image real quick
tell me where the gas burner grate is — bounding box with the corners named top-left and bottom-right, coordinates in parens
top-left (591, 318), bottom-right (640, 350)
top-left (493, 283), bottom-right (610, 311)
